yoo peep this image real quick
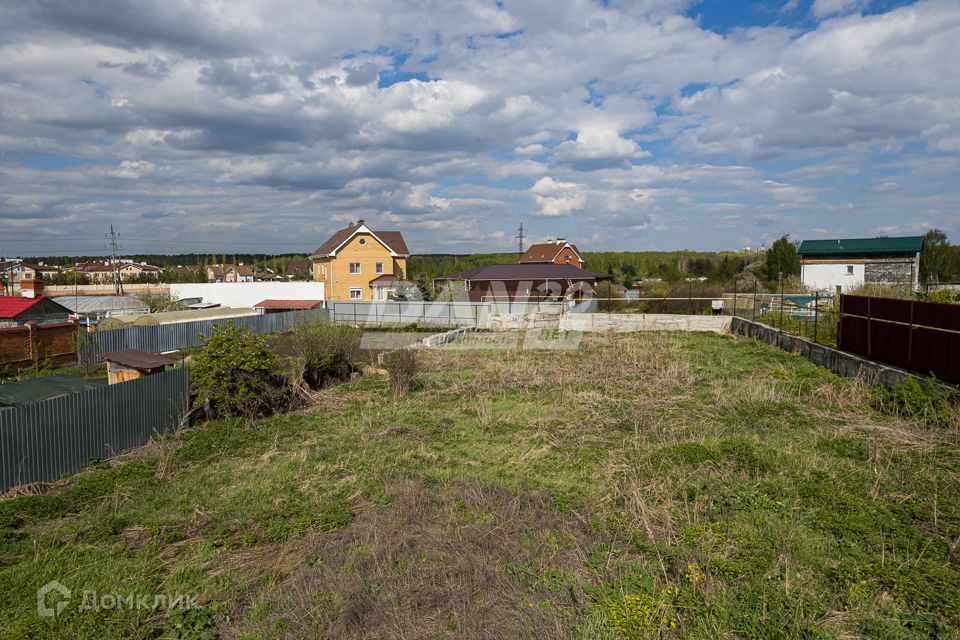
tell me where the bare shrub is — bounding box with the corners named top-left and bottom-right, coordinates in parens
top-left (382, 348), bottom-right (418, 396)
top-left (287, 319), bottom-right (362, 390)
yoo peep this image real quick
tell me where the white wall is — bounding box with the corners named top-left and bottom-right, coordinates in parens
top-left (801, 263), bottom-right (864, 293)
top-left (170, 282), bottom-right (326, 308)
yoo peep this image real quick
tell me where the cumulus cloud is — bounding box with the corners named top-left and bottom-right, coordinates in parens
top-left (0, 0), bottom-right (957, 254)
top-left (530, 176), bottom-right (586, 217)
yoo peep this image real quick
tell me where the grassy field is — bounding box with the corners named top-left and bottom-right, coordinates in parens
top-left (1, 331), bottom-right (959, 639)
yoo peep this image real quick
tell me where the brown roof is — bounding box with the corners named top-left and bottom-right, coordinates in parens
top-left (102, 348), bottom-right (177, 370)
top-left (253, 299), bottom-right (324, 309)
top-left (435, 263), bottom-right (610, 282)
top-left (73, 261), bottom-right (113, 273)
top-left (285, 259), bottom-right (311, 275)
top-left (519, 242), bottom-right (584, 264)
top-left (311, 221), bottom-right (409, 257)
top-left (369, 275), bottom-right (414, 285)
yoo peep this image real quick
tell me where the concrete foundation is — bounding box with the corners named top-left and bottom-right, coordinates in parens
top-left (730, 317), bottom-right (925, 389)
top-left (560, 313), bottom-right (731, 333)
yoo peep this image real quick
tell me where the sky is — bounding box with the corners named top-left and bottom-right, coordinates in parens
top-left (0, 0), bottom-right (958, 257)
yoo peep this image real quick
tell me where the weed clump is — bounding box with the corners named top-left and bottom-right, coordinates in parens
top-left (606, 586), bottom-right (679, 638)
top-left (875, 377), bottom-right (957, 427)
top-left (383, 348), bottom-right (419, 396)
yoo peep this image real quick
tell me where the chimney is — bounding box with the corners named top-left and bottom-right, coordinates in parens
top-left (356, 218), bottom-right (365, 226)
top-left (555, 238), bottom-right (566, 244)
top-left (21, 279), bottom-right (43, 299)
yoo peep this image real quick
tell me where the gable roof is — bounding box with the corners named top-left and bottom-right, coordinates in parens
top-left (102, 348), bottom-right (177, 370)
top-left (798, 236), bottom-right (925, 257)
top-left (519, 241), bottom-right (584, 264)
top-left (435, 263), bottom-right (610, 282)
top-left (0, 295), bottom-right (70, 319)
top-left (253, 299), bottom-right (324, 310)
top-left (311, 221), bottom-right (409, 258)
top-left (0, 375), bottom-right (102, 407)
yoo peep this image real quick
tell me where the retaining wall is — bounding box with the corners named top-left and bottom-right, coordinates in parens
top-left (560, 313), bottom-right (731, 333)
top-left (731, 317), bottom-right (921, 388)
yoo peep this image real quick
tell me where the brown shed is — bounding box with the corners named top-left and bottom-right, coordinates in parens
top-left (102, 349), bottom-right (177, 385)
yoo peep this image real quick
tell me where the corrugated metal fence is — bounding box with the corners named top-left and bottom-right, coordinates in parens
top-left (0, 366), bottom-right (190, 492)
top-left (838, 294), bottom-right (960, 384)
top-left (84, 309), bottom-right (330, 363)
top-left (329, 301), bottom-right (566, 326)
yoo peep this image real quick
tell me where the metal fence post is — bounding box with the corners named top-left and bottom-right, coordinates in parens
top-left (778, 272), bottom-right (785, 333)
top-left (752, 281), bottom-right (758, 321)
top-left (813, 291), bottom-right (819, 344)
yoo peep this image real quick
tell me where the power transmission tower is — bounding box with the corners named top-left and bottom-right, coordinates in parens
top-left (106, 225), bottom-right (123, 296)
top-left (515, 222), bottom-right (526, 256)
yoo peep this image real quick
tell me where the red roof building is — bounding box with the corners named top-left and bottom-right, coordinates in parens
top-left (519, 239), bottom-right (584, 268)
top-left (0, 295), bottom-right (72, 324)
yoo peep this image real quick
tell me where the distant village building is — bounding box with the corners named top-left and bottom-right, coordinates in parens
top-left (798, 236), bottom-right (924, 293)
top-left (205, 263), bottom-right (267, 283)
top-left (434, 263), bottom-right (610, 302)
top-left (0, 259), bottom-right (60, 293)
top-left (310, 220), bottom-right (409, 301)
top-left (519, 239), bottom-right (584, 268)
top-left (71, 260), bottom-right (162, 283)
top-left (284, 259), bottom-right (312, 280)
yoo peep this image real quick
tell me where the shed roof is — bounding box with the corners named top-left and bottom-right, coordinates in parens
top-left (253, 299), bottom-right (324, 309)
top-left (55, 295), bottom-right (150, 314)
top-left (102, 349), bottom-right (177, 370)
top-left (0, 375), bottom-right (103, 407)
top-left (0, 295), bottom-right (47, 319)
top-left (435, 263), bottom-right (611, 282)
top-left (798, 236), bottom-right (924, 256)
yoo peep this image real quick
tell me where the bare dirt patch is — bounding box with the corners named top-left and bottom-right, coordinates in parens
top-left (225, 480), bottom-right (599, 640)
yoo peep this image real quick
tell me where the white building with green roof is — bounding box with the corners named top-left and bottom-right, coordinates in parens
top-left (797, 236), bottom-right (924, 293)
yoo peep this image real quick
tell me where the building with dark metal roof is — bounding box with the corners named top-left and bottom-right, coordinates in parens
top-left (434, 263), bottom-right (610, 302)
top-left (798, 235), bottom-right (924, 292)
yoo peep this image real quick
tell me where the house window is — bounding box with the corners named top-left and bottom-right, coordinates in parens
top-left (376, 262), bottom-right (384, 274)
top-left (359, 238), bottom-right (366, 245)
top-left (350, 263), bottom-right (361, 274)
top-left (846, 265), bottom-right (854, 275)
top-left (349, 288), bottom-right (362, 300)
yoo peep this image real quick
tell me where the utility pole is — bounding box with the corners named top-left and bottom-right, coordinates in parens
top-left (515, 222), bottom-right (526, 256)
top-left (106, 225), bottom-right (123, 296)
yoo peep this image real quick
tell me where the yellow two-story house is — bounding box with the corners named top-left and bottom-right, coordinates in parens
top-left (310, 220), bottom-right (410, 301)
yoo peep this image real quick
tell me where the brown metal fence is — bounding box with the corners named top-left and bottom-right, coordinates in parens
top-left (838, 295), bottom-right (960, 383)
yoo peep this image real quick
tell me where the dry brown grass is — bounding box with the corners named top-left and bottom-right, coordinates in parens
top-left (224, 480), bottom-right (603, 640)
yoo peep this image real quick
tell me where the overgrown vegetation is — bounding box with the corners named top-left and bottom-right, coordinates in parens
top-left (875, 376), bottom-right (958, 426)
top-left (382, 348), bottom-right (418, 396)
top-left (191, 322), bottom-right (286, 419)
top-left (284, 319), bottom-right (362, 390)
top-left (1, 332), bottom-right (958, 639)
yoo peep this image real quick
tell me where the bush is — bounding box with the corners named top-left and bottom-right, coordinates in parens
top-left (927, 288), bottom-right (960, 305)
top-left (382, 348), bottom-right (418, 396)
top-left (875, 377), bottom-right (957, 427)
top-left (191, 322), bottom-right (285, 419)
top-left (288, 319), bottom-right (362, 389)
